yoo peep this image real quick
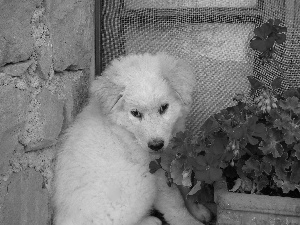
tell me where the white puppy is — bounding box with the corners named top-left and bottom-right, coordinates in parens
top-left (53, 53), bottom-right (209, 225)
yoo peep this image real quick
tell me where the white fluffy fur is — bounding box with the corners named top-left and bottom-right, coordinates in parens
top-left (53, 53), bottom-right (209, 225)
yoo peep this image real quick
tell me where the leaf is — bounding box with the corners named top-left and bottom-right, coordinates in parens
top-left (275, 33), bottom-right (286, 44)
top-left (205, 152), bottom-right (222, 168)
top-left (246, 116), bottom-right (267, 143)
top-left (254, 23), bottom-right (273, 39)
top-left (242, 158), bottom-right (260, 174)
top-left (149, 160), bottom-right (162, 174)
top-left (209, 167), bottom-right (223, 182)
top-left (172, 131), bottom-right (187, 148)
top-left (194, 170), bottom-right (211, 183)
top-left (273, 19), bottom-right (282, 26)
top-left (250, 38), bottom-right (268, 52)
top-left (271, 77), bottom-right (284, 89)
top-left (283, 130), bottom-right (297, 145)
top-left (210, 138), bottom-right (227, 155)
top-left (256, 174), bottom-right (269, 192)
top-left (293, 143), bottom-right (300, 160)
top-left (291, 161), bottom-right (300, 183)
top-left (253, 123), bottom-right (268, 139)
top-left (229, 178), bottom-right (242, 192)
top-left (229, 125), bottom-right (244, 139)
top-left (194, 154), bottom-right (223, 184)
top-left (266, 36), bottom-right (276, 47)
top-left (182, 169), bottom-right (192, 187)
top-left (170, 158), bottom-right (185, 185)
top-left (247, 134), bottom-right (259, 145)
top-left (195, 155), bottom-right (207, 167)
top-left (279, 97), bottom-right (300, 113)
top-left (259, 134), bottom-right (284, 158)
top-left (247, 76), bottom-right (264, 91)
top-left (188, 181), bottom-right (202, 196)
top-left (273, 176), bottom-right (298, 193)
top-left (274, 153), bottom-right (291, 181)
top-left (201, 116), bottom-right (220, 136)
top-left (260, 159), bottom-right (272, 175)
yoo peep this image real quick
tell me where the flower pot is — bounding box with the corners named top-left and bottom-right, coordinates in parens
top-left (214, 180), bottom-right (300, 225)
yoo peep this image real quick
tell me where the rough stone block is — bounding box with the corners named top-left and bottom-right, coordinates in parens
top-left (20, 87), bottom-right (64, 152)
top-left (47, 70), bottom-right (90, 126)
top-left (0, 59), bottom-right (34, 77)
top-left (49, 0), bottom-right (94, 71)
top-left (0, 0), bottom-right (43, 67)
top-left (3, 169), bottom-right (49, 225)
top-left (0, 123), bottom-right (24, 176)
top-left (0, 82), bottom-right (31, 140)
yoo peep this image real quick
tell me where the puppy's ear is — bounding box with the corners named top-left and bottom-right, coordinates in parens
top-left (90, 76), bottom-right (124, 114)
top-left (159, 53), bottom-right (195, 106)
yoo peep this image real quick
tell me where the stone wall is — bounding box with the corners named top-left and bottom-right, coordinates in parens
top-left (0, 0), bottom-right (94, 224)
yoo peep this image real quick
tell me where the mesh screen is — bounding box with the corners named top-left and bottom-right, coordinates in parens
top-left (100, 0), bottom-right (300, 135)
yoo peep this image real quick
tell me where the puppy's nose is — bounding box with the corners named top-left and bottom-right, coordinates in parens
top-left (148, 139), bottom-right (164, 151)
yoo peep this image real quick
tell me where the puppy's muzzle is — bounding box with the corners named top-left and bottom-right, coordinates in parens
top-left (148, 139), bottom-right (164, 151)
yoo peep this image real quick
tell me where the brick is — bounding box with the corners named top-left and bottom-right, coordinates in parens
top-left (0, 83), bottom-right (30, 139)
top-left (0, 59), bottom-right (34, 77)
top-left (20, 88), bottom-right (64, 152)
top-left (0, 0), bottom-right (43, 66)
top-left (3, 169), bottom-right (49, 225)
top-left (47, 70), bottom-right (90, 126)
top-left (49, 0), bottom-right (94, 71)
top-left (0, 123), bottom-right (25, 175)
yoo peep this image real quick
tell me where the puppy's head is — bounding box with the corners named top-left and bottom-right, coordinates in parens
top-left (91, 53), bottom-right (195, 153)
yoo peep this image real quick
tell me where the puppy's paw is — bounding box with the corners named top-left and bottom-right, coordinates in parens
top-left (188, 203), bottom-right (211, 223)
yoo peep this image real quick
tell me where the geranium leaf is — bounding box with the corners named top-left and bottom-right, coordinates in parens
top-left (242, 158), bottom-right (260, 173)
top-left (252, 123), bottom-right (267, 140)
top-left (195, 170), bottom-right (211, 184)
top-left (170, 158), bottom-right (185, 185)
top-left (284, 130), bottom-right (296, 145)
top-left (188, 181), bottom-right (202, 196)
top-left (293, 143), bottom-right (300, 160)
top-left (250, 39), bottom-right (268, 52)
top-left (291, 161), bottom-right (300, 183)
top-left (207, 152), bottom-right (223, 168)
top-left (274, 153), bottom-right (291, 180)
top-left (274, 177), bottom-right (298, 193)
top-left (247, 134), bottom-right (259, 145)
top-left (275, 33), bottom-right (286, 44)
top-left (259, 141), bottom-right (284, 158)
top-left (201, 116), bottom-right (220, 136)
top-left (265, 37), bottom-right (275, 49)
top-left (195, 155), bottom-right (207, 167)
top-left (260, 159), bottom-right (272, 175)
top-left (209, 167), bottom-right (223, 182)
top-left (279, 97), bottom-right (300, 112)
top-left (229, 125), bottom-right (244, 139)
top-left (273, 19), bottom-right (282, 26)
top-left (271, 77), bottom-right (284, 89)
top-left (210, 138), bottom-right (226, 155)
top-left (187, 156), bottom-right (202, 170)
top-left (182, 169), bottom-right (192, 187)
top-left (149, 160), bottom-right (162, 174)
top-left (257, 174), bottom-right (269, 192)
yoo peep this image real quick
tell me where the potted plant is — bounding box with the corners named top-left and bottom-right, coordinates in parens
top-left (150, 19), bottom-right (300, 225)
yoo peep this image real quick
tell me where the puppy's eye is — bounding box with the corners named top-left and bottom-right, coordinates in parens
top-left (131, 109), bottom-right (142, 119)
top-left (159, 103), bottom-right (169, 115)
